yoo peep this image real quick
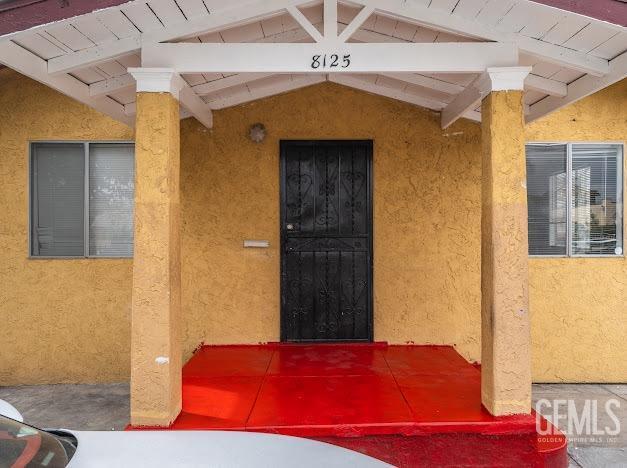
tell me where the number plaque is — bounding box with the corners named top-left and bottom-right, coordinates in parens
top-left (310, 54), bottom-right (351, 70)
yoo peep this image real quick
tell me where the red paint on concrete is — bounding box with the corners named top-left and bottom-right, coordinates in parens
top-left (179, 375), bottom-right (263, 429)
top-left (183, 345), bottom-right (274, 378)
top-left (267, 343), bottom-right (392, 376)
top-left (314, 432), bottom-right (567, 468)
top-left (247, 374), bottom-right (414, 436)
top-left (129, 343), bottom-right (567, 467)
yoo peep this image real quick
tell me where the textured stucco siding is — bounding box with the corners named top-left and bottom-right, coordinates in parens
top-left (525, 79), bottom-right (627, 383)
top-left (131, 92), bottom-right (182, 426)
top-left (480, 91), bottom-right (531, 414)
top-left (0, 69), bottom-right (134, 385)
top-left (0, 67), bottom-right (625, 385)
top-left (180, 82), bottom-right (483, 363)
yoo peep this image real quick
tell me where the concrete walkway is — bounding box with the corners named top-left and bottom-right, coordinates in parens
top-left (533, 384), bottom-right (627, 467)
top-left (0, 383), bottom-right (625, 467)
top-left (0, 382), bottom-right (129, 431)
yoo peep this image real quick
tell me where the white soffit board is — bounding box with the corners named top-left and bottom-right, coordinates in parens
top-left (0, 0), bottom-right (625, 127)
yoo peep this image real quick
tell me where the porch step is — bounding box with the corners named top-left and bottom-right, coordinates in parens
top-left (131, 343), bottom-right (567, 467)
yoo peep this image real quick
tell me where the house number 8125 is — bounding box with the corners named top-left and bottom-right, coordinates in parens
top-left (311, 54), bottom-right (351, 69)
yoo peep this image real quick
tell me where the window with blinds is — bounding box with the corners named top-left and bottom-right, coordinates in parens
top-left (30, 142), bottom-right (135, 258)
top-left (525, 143), bottom-right (624, 257)
top-left (89, 144), bottom-right (135, 257)
top-left (31, 143), bottom-right (85, 256)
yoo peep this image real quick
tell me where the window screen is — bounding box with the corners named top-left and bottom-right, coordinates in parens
top-left (525, 143), bottom-right (623, 257)
top-left (30, 142), bottom-right (134, 258)
top-left (89, 144), bottom-right (135, 257)
top-left (31, 143), bottom-right (85, 256)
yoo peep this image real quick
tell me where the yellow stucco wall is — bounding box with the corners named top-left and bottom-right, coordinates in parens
top-left (0, 69), bottom-right (134, 385)
top-left (180, 82), bottom-right (483, 362)
top-left (525, 79), bottom-right (627, 383)
top-left (1, 67), bottom-right (625, 385)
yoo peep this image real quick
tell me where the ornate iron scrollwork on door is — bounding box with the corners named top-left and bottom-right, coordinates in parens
top-left (281, 141), bottom-right (372, 342)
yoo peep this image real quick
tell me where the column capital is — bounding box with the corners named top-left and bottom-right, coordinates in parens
top-left (128, 67), bottom-right (185, 98)
top-left (477, 66), bottom-right (532, 96)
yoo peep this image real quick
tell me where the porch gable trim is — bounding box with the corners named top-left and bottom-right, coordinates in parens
top-left (140, 42), bottom-right (519, 74)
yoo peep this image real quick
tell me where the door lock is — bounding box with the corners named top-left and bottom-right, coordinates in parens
top-left (286, 223), bottom-right (294, 231)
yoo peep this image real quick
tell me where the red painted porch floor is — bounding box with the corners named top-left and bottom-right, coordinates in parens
top-left (136, 344), bottom-right (567, 466)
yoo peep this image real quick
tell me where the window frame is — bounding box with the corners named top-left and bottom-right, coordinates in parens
top-left (28, 140), bottom-right (135, 259)
top-left (526, 141), bottom-right (625, 259)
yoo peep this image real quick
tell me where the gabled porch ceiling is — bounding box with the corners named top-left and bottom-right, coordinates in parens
top-left (0, 0), bottom-right (625, 129)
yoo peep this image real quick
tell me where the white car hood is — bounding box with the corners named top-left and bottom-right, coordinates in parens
top-left (64, 429), bottom-right (391, 468)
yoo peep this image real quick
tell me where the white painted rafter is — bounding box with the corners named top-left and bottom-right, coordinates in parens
top-left (45, 0), bottom-right (312, 75)
top-left (384, 71), bottom-right (568, 98)
top-left (528, 51), bottom-right (627, 123)
top-left (207, 74), bottom-right (325, 109)
top-left (48, 36), bottom-right (140, 75)
top-left (129, 67), bottom-right (213, 128)
top-left (324, 0), bottom-right (338, 39)
top-left (286, 6), bottom-right (324, 42)
top-left (203, 71), bottom-right (462, 105)
top-left (331, 74), bottom-right (445, 110)
top-left (0, 0), bottom-right (623, 130)
top-left (89, 73), bottom-right (134, 97)
top-left (35, 0), bottom-right (612, 78)
top-left (441, 66), bottom-right (531, 129)
top-left (379, 72), bottom-right (464, 95)
top-left (329, 73), bottom-right (481, 122)
top-left (352, 0), bottom-right (610, 76)
top-left (141, 42), bottom-right (519, 74)
top-left (191, 73), bottom-right (276, 95)
top-left (338, 5), bottom-right (375, 42)
top-left (525, 74), bottom-right (567, 98)
top-left (179, 85), bottom-right (214, 128)
top-left (251, 29), bottom-right (574, 100)
top-left (0, 40), bottom-right (132, 126)
top-left (440, 78), bottom-right (483, 130)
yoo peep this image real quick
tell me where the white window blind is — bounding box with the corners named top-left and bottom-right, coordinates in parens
top-left (89, 143), bottom-right (135, 257)
top-left (571, 144), bottom-right (622, 256)
top-left (526, 144), bottom-right (568, 256)
top-left (525, 143), bottom-right (623, 257)
top-left (31, 143), bottom-right (85, 256)
top-left (30, 142), bottom-right (134, 258)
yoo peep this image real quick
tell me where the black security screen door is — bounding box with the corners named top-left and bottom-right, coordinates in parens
top-left (280, 140), bottom-right (373, 342)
